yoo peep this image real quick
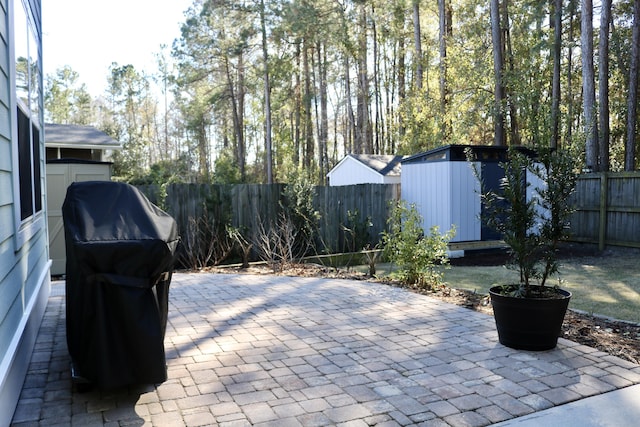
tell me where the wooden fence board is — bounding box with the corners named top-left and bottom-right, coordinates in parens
top-left (137, 183), bottom-right (400, 254)
top-left (570, 172), bottom-right (640, 249)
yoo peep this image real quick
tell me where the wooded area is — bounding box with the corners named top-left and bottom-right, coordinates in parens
top-left (45, 0), bottom-right (640, 185)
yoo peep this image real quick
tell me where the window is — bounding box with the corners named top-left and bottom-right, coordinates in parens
top-left (12, 0), bottom-right (44, 245)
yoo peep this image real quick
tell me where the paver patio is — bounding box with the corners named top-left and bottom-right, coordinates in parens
top-left (10, 273), bottom-right (640, 426)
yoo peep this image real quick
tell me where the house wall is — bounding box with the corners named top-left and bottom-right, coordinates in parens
top-left (0, 1), bottom-right (51, 425)
top-left (328, 157), bottom-right (385, 186)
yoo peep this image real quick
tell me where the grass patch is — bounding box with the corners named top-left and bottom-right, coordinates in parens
top-left (352, 254), bottom-right (640, 324)
top-left (444, 257), bottom-right (640, 323)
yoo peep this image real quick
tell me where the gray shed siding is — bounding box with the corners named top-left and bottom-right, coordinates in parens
top-left (401, 159), bottom-right (481, 243)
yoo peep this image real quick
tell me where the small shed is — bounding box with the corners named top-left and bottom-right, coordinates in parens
top-left (45, 123), bottom-right (121, 161)
top-left (327, 154), bottom-right (403, 186)
top-left (401, 145), bottom-right (539, 246)
top-left (45, 124), bottom-right (122, 275)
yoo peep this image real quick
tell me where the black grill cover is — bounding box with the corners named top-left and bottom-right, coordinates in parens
top-left (62, 181), bottom-right (179, 389)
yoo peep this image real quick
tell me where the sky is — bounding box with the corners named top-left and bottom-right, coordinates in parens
top-left (42, 0), bottom-right (193, 96)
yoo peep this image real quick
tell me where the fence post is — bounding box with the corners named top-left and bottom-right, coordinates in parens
top-left (598, 173), bottom-right (608, 251)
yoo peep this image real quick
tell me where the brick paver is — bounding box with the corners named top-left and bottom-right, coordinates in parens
top-left (10, 273), bottom-right (640, 426)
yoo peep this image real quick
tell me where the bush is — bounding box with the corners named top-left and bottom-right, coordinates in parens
top-left (282, 174), bottom-right (321, 257)
top-left (472, 147), bottom-right (578, 297)
top-left (382, 200), bottom-right (455, 289)
top-left (341, 209), bottom-right (373, 253)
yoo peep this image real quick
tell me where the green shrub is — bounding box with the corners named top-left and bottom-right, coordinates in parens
top-left (382, 200), bottom-right (456, 289)
top-left (282, 174), bottom-right (321, 257)
top-left (341, 209), bottom-right (373, 253)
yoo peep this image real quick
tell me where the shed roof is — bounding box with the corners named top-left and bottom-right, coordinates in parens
top-left (44, 123), bottom-right (122, 150)
top-left (402, 144), bottom-right (537, 164)
top-left (345, 154), bottom-right (404, 176)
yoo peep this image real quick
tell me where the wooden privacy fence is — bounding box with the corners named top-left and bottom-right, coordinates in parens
top-left (570, 172), bottom-right (640, 249)
top-left (136, 183), bottom-right (401, 255)
top-left (137, 174), bottom-right (640, 257)
top-left (314, 184), bottom-right (401, 251)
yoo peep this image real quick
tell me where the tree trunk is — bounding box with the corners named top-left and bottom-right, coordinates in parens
top-left (224, 54), bottom-right (245, 181)
top-left (317, 41), bottom-right (329, 181)
top-left (550, 0), bottom-right (562, 149)
top-left (372, 3), bottom-right (383, 154)
top-left (502, 0), bottom-right (521, 146)
top-left (303, 41), bottom-right (314, 170)
top-left (238, 53), bottom-right (246, 181)
top-left (413, 0), bottom-right (423, 90)
top-left (581, 0), bottom-right (598, 171)
top-left (490, 0), bottom-right (506, 146)
top-left (598, 0), bottom-right (611, 171)
top-left (566, 0), bottom-right (577, 145)
top-left (625, 0), bottom-right (640, 171)
top-left (198, 116), bottom-right (209, 180)
top-left (438, 0), bottom-right (452, 143)
top-left (397, 36), bottom-right (406, 140)
top-left (344, 54), bottom-right (355, 154)
top-left (260, 0), bottom-right (273, 183)
top-left (356, 3), bottom-right (371, 153)
top-left (294, 42), bottom-right (301, 166)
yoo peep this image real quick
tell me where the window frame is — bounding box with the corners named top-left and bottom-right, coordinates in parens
top-left (9, 0), bottom-right (45, 250)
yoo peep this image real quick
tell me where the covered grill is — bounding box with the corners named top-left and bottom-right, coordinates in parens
top-left (62, 181), bottom-right (179, 389)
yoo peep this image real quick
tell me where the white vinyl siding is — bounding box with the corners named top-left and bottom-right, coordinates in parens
top-left (328, 156), bottom-right (385, 186)
top-left (0, 1), bottom-right (50, 424)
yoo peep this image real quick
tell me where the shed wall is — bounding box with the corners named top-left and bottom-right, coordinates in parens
top-left (46, 162), bottom-right (112, 275)
top-left (402, 161), bottom-right (480, 243)
top-left (328, 157), bottom-right (385, 186)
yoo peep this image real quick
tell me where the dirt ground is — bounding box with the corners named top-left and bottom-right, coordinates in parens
top-left (205, 243), bottom-right (640, 365)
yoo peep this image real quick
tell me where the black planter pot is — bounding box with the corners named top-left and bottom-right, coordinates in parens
top-left (489, 285), bottom-right (572, 351)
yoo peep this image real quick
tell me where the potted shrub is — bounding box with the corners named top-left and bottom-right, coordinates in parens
top-left (471, 147), bottom-right (579, 350)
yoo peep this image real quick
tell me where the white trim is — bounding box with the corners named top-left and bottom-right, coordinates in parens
top-left (9, 0), bottom-right (46, 253)
top-left (45, 142), bottom-right (122, 151)
top-left (0, 260), bottom-right (51, 427)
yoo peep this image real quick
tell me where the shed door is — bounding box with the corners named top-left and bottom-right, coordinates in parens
top-left (47, 163), bottom-right (111, 276)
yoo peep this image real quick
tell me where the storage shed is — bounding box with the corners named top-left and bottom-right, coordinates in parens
top-left (45, 124), bottom-right (121, 275)
top-left (47, 160), bottom-right (113, 275)
top-left (401, 145), bottom-right (539, 246)
top-left (327, 154), bottom-right (403, 186)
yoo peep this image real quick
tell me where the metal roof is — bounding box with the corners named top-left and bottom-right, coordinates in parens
top-left (44, 123), bottom-right (122, 150)
top-left (402, 144), bottom-right (537, 164)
